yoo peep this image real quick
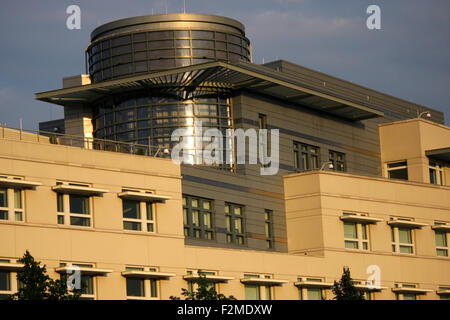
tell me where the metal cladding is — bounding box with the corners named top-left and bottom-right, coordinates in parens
top-left (87, 13), bottom-right (251, 83)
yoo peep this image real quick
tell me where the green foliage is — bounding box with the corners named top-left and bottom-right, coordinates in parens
top-left (332, 267), bottom-right (364, 300)
top-left (8, 250), bottom-right (81, 300)
top-left (170, 271), bottom-right (236, 300)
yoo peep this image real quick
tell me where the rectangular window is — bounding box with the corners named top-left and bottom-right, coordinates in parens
top-left (122, 194), bottom-right (155, 233)
top-left (126, 267), bottom-right (145, 297)
top-left (343, 218), bottom-right (369, 250)
top-left (387, 161), bottom-right (408, 180)
top-left (125, 267), bottom-right (159, 299)
top-left (56, 187), bottom-right (93, 227)
top-left (225, 203), bottom-right (245, 245)
top-left (186, 270), bottom-right (216, 293)
top-left (183, 196), bottom-right (214, 240)
top-left (429, 161), bottom-right (444, 185)
top-left (329, 150), bottom-right (346, 172)
top-left (391, 224), bottom-right (414, 254)
top-left (0, 271), bottom-right (11, 292)
top-left (307, 288), bottom-right (323, 300)
top-left (69, 195), bottom-right (90, 214)
top-left (244, 274), bottom-right (272, 300)
top-left (293, 142), bottom-right (319, 171)
top-left (265, 210), bottom-right (274, 249)
top-left (0, 187), bottom-right (24, 222)
top-left (436, 231), bottom-right (448, 257)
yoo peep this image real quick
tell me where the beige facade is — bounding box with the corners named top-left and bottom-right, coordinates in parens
top-left (0, 120), bottom-right (449, 300)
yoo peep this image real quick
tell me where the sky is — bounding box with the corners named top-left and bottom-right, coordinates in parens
top-left (0, 0), bottom-right (449, 129)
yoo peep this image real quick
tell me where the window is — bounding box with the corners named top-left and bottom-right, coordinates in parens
top-left (186, 270), bottom-right (216, 293)
top-left (435, 231), bottom-right (448, 257)
top-left (429, 161), bottom-right (444, 185)
top-left (183, 196), bottom-right (214, 240)
top-left (60, 263), bottom-right (95, 300)
top-left (391, 224), bottom-right (414, 254)
top-left (329, 150), bottom-right (346, 172)
top-left (438, 286), bottom-right (450, 300)
top-left (395, 284), bottom-right (418, 300)
top-left (225, 203), bottom-right (245, 245)
top-left (125, 267), bottom-right (158, 299)
top-left (122, 198), bottom-right (155, 232)
top-left (244, 274), bottom-right (272, 300)
top-left (57, 192), bottom-right (92, 227)
top-left (293, 142), bottom-right (319, 171)
top-left (298, 278), bottom-right (325, 300)
top-left (0, 270), bottom-right (11, 295)
top-left (0, 186), bottom-right (24, 222)
top-left (343, 214), bottom-right (369, 250)
top-left (265, 210), bottom-right (274, 249)
top-left (387, 161), bottom-right (408, 180)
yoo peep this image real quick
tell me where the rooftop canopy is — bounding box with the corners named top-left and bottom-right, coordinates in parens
top-left (35, 61), bottom-right (384, 122)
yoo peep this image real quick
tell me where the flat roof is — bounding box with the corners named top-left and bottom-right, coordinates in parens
top-left (91, 13), bottom-right (246, 41)
top-left (35, 61), bottom-right (385, 122)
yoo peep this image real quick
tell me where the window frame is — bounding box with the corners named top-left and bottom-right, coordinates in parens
top-left (0, 186), bottom-right (25, 223)
top-left (183, 195), bottom-right (214, 240)
top-left (121, 196), bottom-right (156, 233)
top-left (391, 223), bottom-right (415, 255)
top-left (428, 161), bottom-right (444, 185)
top-left (243, 274), bottom-right (273, 300)
top-left (125, 266), bottom-right (159, 300)
top-left (293, 142), bottom-right (320, 171)
top-left (435, 230), bottom-right (449, 257)
top-left (56, 192), bottom-right (93, 228)
top-left (265, 209), bottom-right (274, 249)
top-left (329, 150), bottom-right (346, 172)
top-left (386, 161), bottom-right (408, 180)
top-left (225, 203), bottom-right (245, 245)
top-left (342, 214), bottom-right (370, 251)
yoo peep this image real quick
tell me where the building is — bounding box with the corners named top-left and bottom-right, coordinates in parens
top-left (0, 13), bottom-right (448, 300)
top-left (38, 119), bottom-right (65, 136)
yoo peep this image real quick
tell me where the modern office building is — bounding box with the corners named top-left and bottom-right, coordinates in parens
top-left (0, 13), bottom-right (448, 300)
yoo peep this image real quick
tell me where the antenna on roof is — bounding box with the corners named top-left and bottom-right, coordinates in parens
top-left (165, 0), bottom-right (168, 14)
top-left (184, 0), bottom-right (186, 13)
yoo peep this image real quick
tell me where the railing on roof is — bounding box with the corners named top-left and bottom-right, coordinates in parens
top-left (0, 124), bottom-right (167, 158)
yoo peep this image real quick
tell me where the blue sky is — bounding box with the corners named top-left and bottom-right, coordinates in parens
top-left (0, 0), bottom-right (449, 129)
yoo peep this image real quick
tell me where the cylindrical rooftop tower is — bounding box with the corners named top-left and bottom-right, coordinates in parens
top-left (87, 13), bottom-right (251, 83)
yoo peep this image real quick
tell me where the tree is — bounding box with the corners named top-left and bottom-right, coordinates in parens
top-left (332, 267), bottom-right (364, 300)
top-left (170, 271), bottom-right (236, 300)
top-left (8, 250), bottom-right (80, 300)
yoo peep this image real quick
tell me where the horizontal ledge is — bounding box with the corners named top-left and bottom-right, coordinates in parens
top-left (118, 191), bottom-right (171, 202)
top-left (431, 225), bottom-right (450, 232)
top-left (122, 271), bottom-right (176, 279)
top-left (340, 216), bottom-right (383, 224)
top-left (437, 290), bottom-right (450, 296)
top-left (55, 266), bottom-right (113, 276)
top-left (391, 288), bottom-right (433, 294)
top-left (355, 284), bottom-right (388, 292)
top-left (240, 278), bottom-right (289, 286)
top-left (387, 220), bottom-right (429, 229)
top-left (0, 178), bottom-right (42, 189)
top-left (0, 262), bottom-right (24, 271)
top-left (294, 281), bottom-right (334, 289)
top-left (183, 275), bottom-right (235, 283)
top-left (52, 185), bottom-right (109, 196)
